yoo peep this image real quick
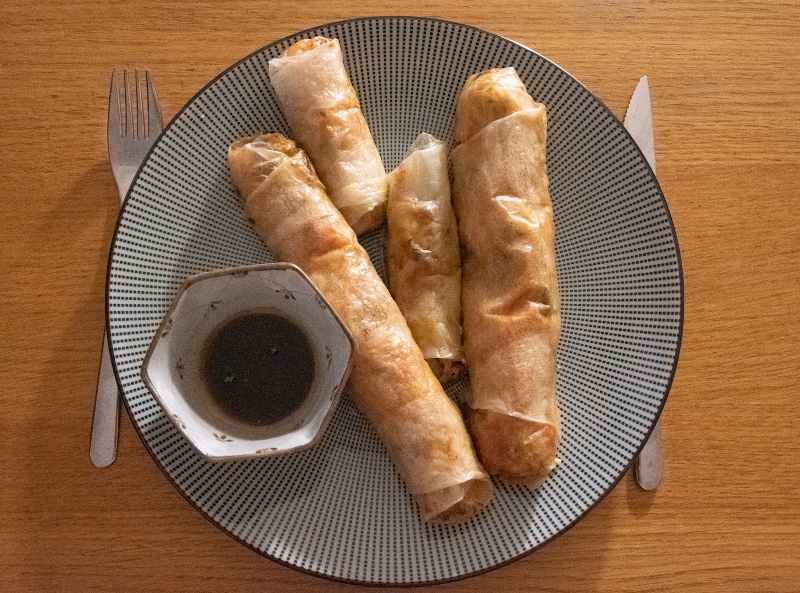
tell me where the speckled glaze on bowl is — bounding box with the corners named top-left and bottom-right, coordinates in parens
top-left (107, 17), bottom-right (682, 586)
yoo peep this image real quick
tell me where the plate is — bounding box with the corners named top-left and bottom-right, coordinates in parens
top-left (108, 17), bottom-right (683, 585)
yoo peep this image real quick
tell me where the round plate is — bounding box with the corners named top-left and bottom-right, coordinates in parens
top-left (108, 17), bottom-right (683, 586)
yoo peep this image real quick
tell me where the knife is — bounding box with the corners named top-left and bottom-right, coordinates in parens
top-left (624, 76), bottom-right (664, 490)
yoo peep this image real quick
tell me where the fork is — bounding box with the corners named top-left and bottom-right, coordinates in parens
top-left (90, 69), bottom-right (163, 468)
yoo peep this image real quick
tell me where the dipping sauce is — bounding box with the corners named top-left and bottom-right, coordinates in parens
top-left (200, 310), bottom-right (316, 426)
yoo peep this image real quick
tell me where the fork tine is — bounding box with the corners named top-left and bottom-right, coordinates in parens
top-left (123, 69), bottom-right (132, 138)
top-left (107, 70), bottom-right (122, 137)
top-left (145, 70), bottom-right (163, 136)
top-left (135, 68), bottom-right (146, 141)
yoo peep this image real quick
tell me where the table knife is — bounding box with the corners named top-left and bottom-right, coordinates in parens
top-left (624, 76), bottom-right (664, 490)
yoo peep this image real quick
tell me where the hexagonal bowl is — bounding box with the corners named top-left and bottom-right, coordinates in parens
top-left (140, 263), bottom-right (356, 460)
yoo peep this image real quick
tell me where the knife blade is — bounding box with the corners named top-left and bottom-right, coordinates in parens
top-left (624, 76), bottom-right (664, 490)
top-left (624, 77), bottom-right (656, 173)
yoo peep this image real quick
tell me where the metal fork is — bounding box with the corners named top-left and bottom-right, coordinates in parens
top-left (90, 69), bottom-right (163, 468)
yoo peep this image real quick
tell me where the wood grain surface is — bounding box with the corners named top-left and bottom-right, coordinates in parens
top-left (1, 1), bottom-right (798, 591)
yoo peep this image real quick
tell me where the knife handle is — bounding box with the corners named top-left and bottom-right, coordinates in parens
top-left (634, 419), bottom-right (663, 490)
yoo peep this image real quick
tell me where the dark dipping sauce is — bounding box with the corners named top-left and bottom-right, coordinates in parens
top-left (200, 310), bottom-right (316, 426)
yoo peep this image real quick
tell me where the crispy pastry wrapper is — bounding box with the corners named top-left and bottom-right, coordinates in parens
top-left (387, 134), bottom-right (465, 382)
top-left (228, 133), bottom-right (491, 523)
top-left (268, 37), bottom-right (387, 235)
top-left (451, 68), bottom-right (561, 485)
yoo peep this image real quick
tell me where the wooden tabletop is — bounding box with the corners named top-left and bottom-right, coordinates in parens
top-left (2, 1), bottom-right (798, 591)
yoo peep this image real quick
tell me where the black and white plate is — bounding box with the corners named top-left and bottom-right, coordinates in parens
top-left (108, 17), bottom-right (683, 585)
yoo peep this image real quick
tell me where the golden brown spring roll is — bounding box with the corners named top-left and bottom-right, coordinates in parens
top-left (451, 68), bottom-right (561, 485)
top-left (387, 133), bottom-right (464, 383)
top-left (268, 37), bottom-right (387, 235)
top-left (228, 133), bottom-right (491, 523)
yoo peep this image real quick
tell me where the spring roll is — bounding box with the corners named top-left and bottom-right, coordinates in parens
top-left (387, 133), bottom-right (464, 383)
top-left (451, 68), bottom-right (561, 485)
top-left (228, 133), bottom-right (491, 523)
top-left (268, 37), bottom-right (387, 235)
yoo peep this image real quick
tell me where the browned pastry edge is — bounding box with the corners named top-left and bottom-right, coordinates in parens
top-left (468, 408), bottom-right (558, 484)
top-left (426, 358), bottom-right (467, 384)
top-left (343, 200), bottom-right (385, 236)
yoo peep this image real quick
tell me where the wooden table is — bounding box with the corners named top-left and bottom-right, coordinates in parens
top-left (2, 1), bottom-right (798, 591)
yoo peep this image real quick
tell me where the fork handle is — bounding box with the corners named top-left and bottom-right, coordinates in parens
top-left (90, 333), bottom-right (120, 468)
